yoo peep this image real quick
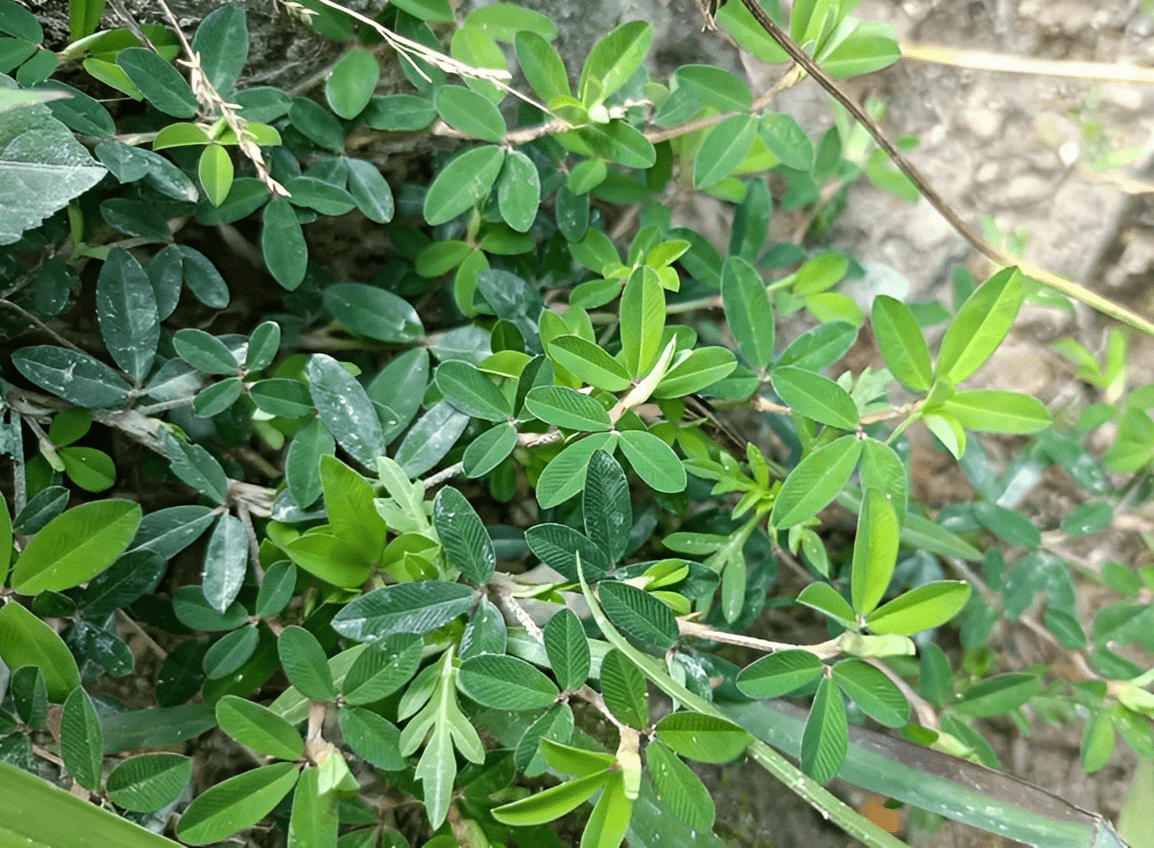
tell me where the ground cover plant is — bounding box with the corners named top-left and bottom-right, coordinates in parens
top-left (1, 0), bottom-right (1153, 846)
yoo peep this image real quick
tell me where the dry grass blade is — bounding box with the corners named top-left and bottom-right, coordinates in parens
top-left (902, 43), bottom-right (1154, 84)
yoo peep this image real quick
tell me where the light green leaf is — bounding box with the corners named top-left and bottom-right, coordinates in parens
top-left (578, 20), bottom-right (651, 104)
top-left (819, 19), bottom-right (900, 79)
top-left (950, 672), bottom-right (1040, 718)
top-left (850, 488), bottom-right (899, 616)
top-left (0, 601), bottom-right (80, 702)
top-left (674, 64), bottom-right (751, 112)
top-left (549, 335), bottom-right (632, 392)
top-left (830, 659), bottom-right (910, 728)
top-left (872, 295), bottom-right (932, 392)
top-left (492, 768), bottom-right (609, 826)
top-left (525, 386), bottom-right (611, 432)
top-left (462, 422), bottom-right (518, 477)
top-left (759, 112), bottom-right (814, 171)
top-left (497, 149), bottom-right (539, 232)
top-left (721, 255), bottom-right (774, 371)
top-left (942, 389), bottom-right (1052, 434)
top-left (12, 500), bottom-right (141, 595)
top-left (175, 763), bottom-right (299, 845)
top-left (320, 454), bottom-right (387, 563)
top-left (537, 432), bottom-right (618, 509)
top-left (620, 266), bottom-right (666, 376)
top-left (423, 145), bottom-right (505, 225)
top-left (198, 143), bottom-right (232, 208)
top-left (465, 4), bottom-right (558, 41)
top-left (326, 47), bottom-right (379, 119)
top-left (215, 695), bottom-right (304, 761)
top-left (617, 429), bottom-right (687, 494)
top-left (800, 676), bottom-right (848, 784)
top-left (694, 114), bottom-right (757, 188)
top-left (796, 583), bottom-right (856, 630)
top-left (390, 0), bottom-right (453, 22)
top-left (364, 93), bottom-right (435, 131)
top-left (866, 581), bottom-right (972, 635)
top-left (736, 649), bottom-right (824, 699)
top-left (859, 440), bottom-right (908, 517)
top-left (514, 30), bottom-right (570, 102)
top-left (936, 267), bottom-right (1024, 384)
top-left (772, 366), bottom-right (859, 429)
top-left (771, 436), bottom-right (862, 528)
top-left (777, 321), bottom-right (856, 371)
top-left (288, 767), bottom-right (338, 848)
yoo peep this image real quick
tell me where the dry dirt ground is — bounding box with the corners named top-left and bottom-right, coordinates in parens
top-left (690, 1), bottom-right (1154, 847)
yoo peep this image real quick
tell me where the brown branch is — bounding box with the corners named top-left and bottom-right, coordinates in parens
top-left (729, 0), bottom-right (1154, 336)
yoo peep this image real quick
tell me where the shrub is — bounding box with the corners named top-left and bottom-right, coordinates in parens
top-left (0, 0), bottom-right (1150, 846)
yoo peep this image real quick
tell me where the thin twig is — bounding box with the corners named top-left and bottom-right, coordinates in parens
top-left (0, 300), bottom-right (90, 356)
top-left (729, 0), bottom-right (1154, 336)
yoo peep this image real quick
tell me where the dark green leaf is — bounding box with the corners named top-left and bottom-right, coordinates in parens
top-left (255, 561), bottom-right (296, 619)
top-left (202, 625), bottom-right (259, 680)
top-left (543, 608), bottom-right (591, 692)
top-left (289, 95), bottom-right (344, 151)
top-left (306, 353), bottom-right (386, 469)
top-left (116, 47), bottom-right (197, 117)
top-left (175, 762), bottom-right (298, 845)
top-left (434, 486), bottom-right (495, 584)
top-left (598, 580), bottom-right (677, 651)
top-left (645, 739), bottom-right (716, 831)
top-left (338, 706), bottom-right (406, 770)
top-left (583, 450), bottom-right (631, 563)
top-left (973, 502), bottom-right (1040, 549)
top-left (617, 429), bottom-right (686, 494)
top-left (435, 360), bottom-right (511, 421)
top-left (326, 46), bottom-right (379, 119)
top-left (800, 676), bottom-right (847, 783)
top-left (96, 247), bottom-right (159, 382)
top-left (324, 282), bottom-right (424, 346)
top-left (524, 385), bottom-right (611, 431)
top-left (772, 366), bottom-right (859, 428)
top-left (215, 695), bottom-right (304, 760)
top-left (536, 432), bottom-right (617, 509)
top-left (458, 654), bottom-right (559, 710)
top-left (674, 64), bottom-right (751, 112)
top-left (497, 149), bottom-right (539, 232)
top-left (514, 30), bottom-right (570, 103)
top-left (202, 514), bottom-right (247, 613)
top-left (331, 581), bottom-right (476, 641)
top-left (363, 93), bottom-right (435, 131)
top-left (525, 522), bottom-right (611, 583)
top-left (694, 114), bottom-right (757, 188)
top-left (193, 377), bottom-right (242, 417)
top-left (284, 417), bottom-right (334, 507)
top-left (599, 648), bottom-right (649, 728)
top-left (736, 649), bottom-right (824, 699)
top-left (12, 345), bottom-right (131, 408)
top-left (578, 20), bottom-right (651, 104)
top-left (83, 549), bottom-right (164, 620)
top-left (106, 753), bottom-right (192, 813)
top-left (721, 255), bottom-right (774, 371)
top-left (284, 175), bottom-right (355, 215)
top-left (435, 84), bottom-right (505, 141)
top-left (759, 112), bottom-right (814, 171)
top-left (424, 145), bottom-right (504, 225)
top-left (830, 659), bottom-right (910, 728)
top-left (102, 704), bottom-right (216, 754)
top-left (173, 327), bottom-right (238, 375)
top-left (278, 625), bottom-right (336, 701)
top-left (462, 422), bottom-right (518, 477)
top-left (952, 672), bottom-right (1040, 718)
top-left (394, 400), bottom-right (470, 477)
top-left (345, 158), bottom-right (394, 223)
top-left (342, 634), bottom-right (422, 704)
top-left (192, 4), bottom-right (247, 95)
top-left (262, 198), bottom-right (308, 290)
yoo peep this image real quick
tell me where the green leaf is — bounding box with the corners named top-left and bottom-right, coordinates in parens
top-left (338, 705), bottom-right (406, 770)
top-left (284, 418), bottom-right (334, 507)
top-left (279, 625), bottom-right (336, 700)
top-left (116, 47), bottom-right (197, 117)
top-left (202, 513), bottom-right (247, 613)
top-left (306, 353), bottom-right (386, 469)
top-left (61, 686), bottom-right (103, 790)
top-left (674, 64), bottom-right (751, 112)
top-left (423, 145), bottom-right (504, 225)
top-left (435, 84), bottom-right (505, 142)
top-left (525, 522), bottom-right (612, 583)
top-left (599, 648), bottom-right (649, 728)
top-left (492, 769), bottom-right (609, 826)
top-left (12, 346), bottom-right (131, 408)
top-left (284, 175), bottom-right (355, 215)
top-left (859, 440), bottom-right (908, 516)
top-left (247, 566), bottom-right (292, 621)
top-left (497, 149), bottom-right (539, 232)
top-left (872, 295), bottom-right (932, 392)
top-left (261, 197), bottom-right (308, 290)
top-left (850, 488), bottom-right (900, 616)
top-left (515, 30), bottom-right (570, 102)
top-left (548, 335), bottom-right (632, 392)
top-left (721, 255), bottom-right (774, 371)
top-left (583, 450), bottom-right (631, 563)
top-left (820, 19), bottom-right (900, 79)
top-left (341, 634), bottom-right (422, 705)
top-left (172, 245), bottom-right (229, 307)
top-left (759, 112), bottom-right (814, 171)
top-left (941, 389), bottom-right (1052, 434)
top-left (202, 624), bottom-right (258, 680)
top-left (579, 20), bottom-right (651, 104)
top-left (192, 377), bottom-right (242, 417)
top-left (617, 429), bottom-right (687, 494)
top-left (645, 740), bottom-right (715, 832)
top-left (332, 581), bottom-right (476, 641)
top-left (463, 422), bottom-right (518, 477)
top-left (458, 654), bottom-right (559, 710)
top-left (619, 266), bottom-right (665, 376)
top-left (215, 695), bottom-right (304, 760)
top-left (777, 321), bottom-right (857, 371)
top-left (655, 711), bottom-right (750, 764)
top-left (175, 762), bottom-right (299, 845)
top-left (465, 4), bottom-right (558, 40)
top-left (244, 319), bottom-right (281, 373)
top-left (714, 1), bottom-right (788, 65)
top-left (1081, 711), bottom-right (1114, 774)
top-left (951, 672), bottom-right (1040, 718)
top-left (12, 500), bottom-right (140, 595)
top-left (394, 400), bottom-right (470, 477)
top-left (800, 676), bottom-right (848, 784)
top-left (68, 0), bottom-right (104, 40)
top-left (537, 432), bottom-right (618, 509)
top-left (830, 659), bottom-right (910, 728)
top-left (796, 583), bottom-right (857, 630)
top-left (288, 766), bottom-right (339, 848)
top-left (345, 157), bottom-right (394, 223)
top-left (326, 47), bottom-right (379, 119)
top-left (694, 114), bottom-right (757, 188)
top-left (866, 580), bottom-right (972, 635)
top-left (0, 601), bottom-right (81, 701)
top-left (1062, 501), bottom-right (1113, 537)
top-left (191, 4), bottom-right (247, 95)
top-left (320, 455), bottom-right (386, 564)
top-left (772, 366), bottom-right (859, 428)
top-left (434, 486), bottom-right (496, 584)
top-left (973, 502), bottom-right (1040, 549)
top-left (736, 649), bottom-right (825, 699)
top-left (96, 247), bottom-right (159, 382)
top-left (173, 328), bottom-right (237, 375)
top-left (435, 360), bottom-right (511, 422)
top-left (543, 608), bottom-right (591, 691)
top-left (289, 95), bottom-right (344, 150)
top-left (568, 120), bottom-right (656, 169)
top-left (598, 580), bottom-right (678, 651)
top-left (323, 281), bottom-right (423, 344)
top-left (936, 267), bottom-right (1024, 384)
top-left (525, 386), bottom-right (611, 432)
top-left (106, 753), bottom-right (192, 813)
top-left (771, 435), bottom-right (862, 528)
top-left (363, 93), bottom-right (435, 130)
